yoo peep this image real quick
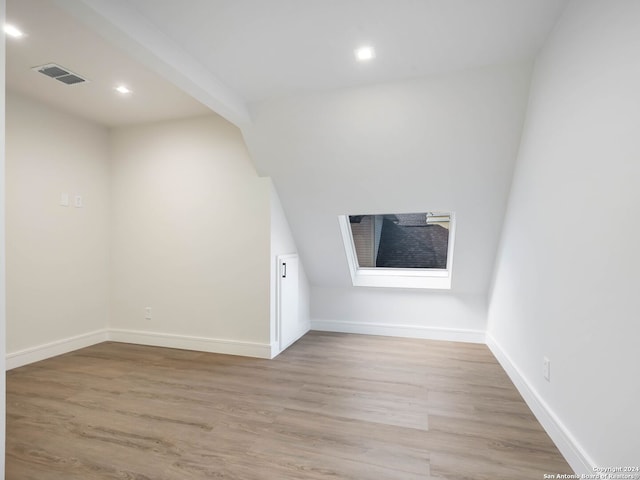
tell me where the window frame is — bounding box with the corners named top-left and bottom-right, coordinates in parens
top-left (338, 212), bottom-right (456, 290)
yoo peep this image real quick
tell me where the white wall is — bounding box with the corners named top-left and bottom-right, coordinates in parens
top-left (109, 114), bottom-right (273, 356)
top-left (487, 0), bottom-right (640, 470)
top-left (245, 62), bottom-right (532, 337)
top-left (0, 0), bottom-right (6, 474)
top-left (6, 91), bottom-right (110, 358)
top-left (269, 183), bottom-right (310, 354)
top-left (313, 287), bottom-right (486, 343)
top-left (5, 93), bottom-right (302, 362)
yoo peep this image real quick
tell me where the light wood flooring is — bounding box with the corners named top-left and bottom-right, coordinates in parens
top-left (6, 332), bottom-right (573, 479)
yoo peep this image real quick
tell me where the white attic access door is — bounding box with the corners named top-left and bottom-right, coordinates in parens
top-left (276, 254), bottom-right (301, 352)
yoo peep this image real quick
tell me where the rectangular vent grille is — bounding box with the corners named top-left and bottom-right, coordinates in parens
top-left (32, 63), bottom-right (89, 86)
top-left (56, 74), bottom-right (86, 85)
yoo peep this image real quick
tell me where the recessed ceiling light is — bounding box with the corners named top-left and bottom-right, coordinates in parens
top-left (355, 46), bottom-right (375, 62)
top-left (4, 24), bottom-right (24, 38)
top-left (115, 85), bottom-right (132, 94)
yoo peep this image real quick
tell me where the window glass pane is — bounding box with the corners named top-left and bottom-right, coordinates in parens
top-left (348, 212), bottom-right (450, 269)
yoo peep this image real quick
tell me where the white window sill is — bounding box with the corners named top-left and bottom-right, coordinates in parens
top-left (351, 270), bottom-right (451, 289)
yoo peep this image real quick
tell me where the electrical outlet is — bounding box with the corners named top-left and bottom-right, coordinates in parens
top-left (144, 307), bottom-right (152, 320)
top-left (74, 194), bottom-right (83, 208)
top-left (543, 357), bottom-right (551, 382)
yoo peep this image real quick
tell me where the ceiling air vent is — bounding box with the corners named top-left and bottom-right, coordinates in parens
top-left (32, 63), bottom-right (89, 86)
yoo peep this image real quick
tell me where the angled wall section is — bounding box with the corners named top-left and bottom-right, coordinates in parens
top-left (244, 62), bottom-right (533, 338)
top-left (487, 0), bottom-right (640, 470)
top-left (269, 183), bottom-right (310, 356)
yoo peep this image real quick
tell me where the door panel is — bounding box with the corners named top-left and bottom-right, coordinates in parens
top-left (278, 254), bottom-right (299, 351)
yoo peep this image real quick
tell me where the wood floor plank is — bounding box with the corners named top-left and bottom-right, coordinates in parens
top-left (6, 332), bottom-right (572, 479)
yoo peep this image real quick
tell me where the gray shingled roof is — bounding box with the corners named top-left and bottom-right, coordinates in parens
top-left (376, 218), bottom-right (448, 269)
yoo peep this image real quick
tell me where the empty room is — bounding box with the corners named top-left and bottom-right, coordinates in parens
top-left (0, 0), bottom-right (638, 478)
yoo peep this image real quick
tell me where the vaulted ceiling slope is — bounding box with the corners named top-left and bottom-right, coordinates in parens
top-left (244, 62), bottom-right (533, 292)
top-left (107, 0), bottom-right (567, 103)
top-left (40, 1), bottom-right (567, 292)
top-left (50, 0), bottom-right (567, 124)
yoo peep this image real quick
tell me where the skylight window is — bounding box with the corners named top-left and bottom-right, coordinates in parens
top-left (339, 212), bottom-right (456, 289)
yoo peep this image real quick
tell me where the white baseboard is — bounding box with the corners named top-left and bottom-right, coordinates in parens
top-left (486, 333), bottom-right (595, 475)
top-left (311, 319), bottom-right (485, 344)
top-left (6, 329), bottom-right (109, 370)
top-left (108, 329), bottom-right (272, 359)
top-left (6, 329), bottom-right (273, 369)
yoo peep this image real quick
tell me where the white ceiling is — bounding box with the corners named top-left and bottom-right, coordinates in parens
top-left (5, 0), bottom-right (211, 127)
top-left (5, 0), bottom-right (569, 126)
top-left (126, 0), bottom-right (568, 103)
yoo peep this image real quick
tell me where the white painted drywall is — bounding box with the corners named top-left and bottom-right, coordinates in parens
top-left (109, 114), bottom-right (272, 346)
top-left (245, 62), bottom-right (532, 334)
top-left (487, 0), bottom-right (640, 468)
top-left (5, 91), bottom-right (110, 354)
top-left (312, 287), bottom-right (486, 343)
top-left (0, 0), bottom-right (6, 473)
top-left (269, 184), bottom-right (310, 354)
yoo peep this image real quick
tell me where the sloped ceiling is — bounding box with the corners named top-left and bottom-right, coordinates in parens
top-left (243, 62), bottom-right (533, 292)
top-left (22, 0), bottom-right (568, 292)
top-left (49, 0), bottom-right (568, 122)
top-left (106, 0), bottom-right (566, 103)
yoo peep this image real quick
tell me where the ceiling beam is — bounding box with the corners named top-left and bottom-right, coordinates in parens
top-left (53, 0), bottom-right (251, 128)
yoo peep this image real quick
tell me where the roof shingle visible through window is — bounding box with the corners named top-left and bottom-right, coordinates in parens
top-left (376, 218), bottom-right (448, 269)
